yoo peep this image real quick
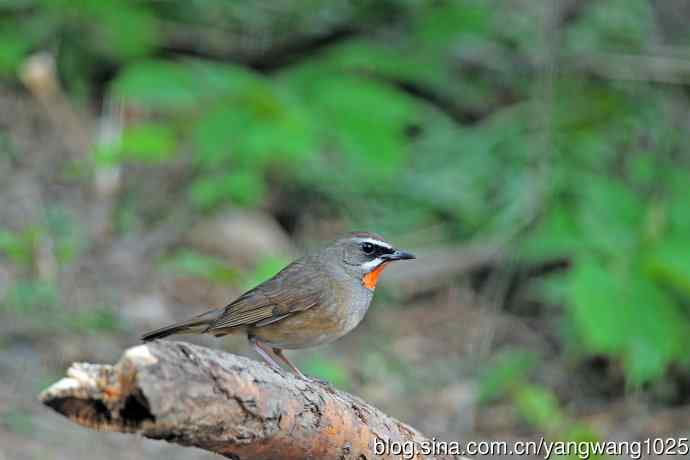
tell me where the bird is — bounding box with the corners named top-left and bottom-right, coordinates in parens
top-left (141, 232), bottom-right (415, 378)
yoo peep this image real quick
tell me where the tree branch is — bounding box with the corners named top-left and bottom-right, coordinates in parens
top-left (39, 341), bottom-right (462, 460)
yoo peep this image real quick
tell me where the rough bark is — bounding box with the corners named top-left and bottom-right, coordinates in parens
top-left (39, 341), bottom-right (461, 460)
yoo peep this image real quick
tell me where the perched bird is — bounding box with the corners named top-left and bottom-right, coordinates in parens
top-left (142, 232), bottom-right (415, 378)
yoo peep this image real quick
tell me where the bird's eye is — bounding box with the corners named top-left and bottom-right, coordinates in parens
top-left (361, 242), bottom-right (375, 255)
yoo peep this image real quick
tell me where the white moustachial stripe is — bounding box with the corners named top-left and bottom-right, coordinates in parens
top-left (360, 257), bottom-right (386, 272)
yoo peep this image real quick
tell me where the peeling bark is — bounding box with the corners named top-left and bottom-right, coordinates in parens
top-left (40, 341), bottom-right (462, 460)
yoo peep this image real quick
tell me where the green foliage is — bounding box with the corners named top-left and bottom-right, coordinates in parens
top-left (478, 348), bottom-right (537, 403)
top-left (43, 207), bottom-right (82, 264)
top-left (483, 359), bottom-right (606, 459)
top-left (520, 78), bottom-right (690, 384)
top-left (113, 60), bottom-right (200, 111)
top-left (158, 249), bottom-right (239, 284)
top-left (94, 121), bottom-right (178, 166)
top-left (0, 24), bottom-right (33, 75)
top-left (63, 307), bottom-right (121, 334)
top-left (0, 229), bottom-right (37, 267)
top-left (301, 354), bottom-right (350, 389)
top-left (564, 0), bottom-right (654, 52)
top-left (2, 280), bottom-right (58, 314)
top-left (243, 257), bottom-right (290, 289)
top-left (568, 259), bottom-right (687, 384)
top-left (514, 384), bottom-right (567, 430)
top-left (0, 212), bottom-right (81, 270)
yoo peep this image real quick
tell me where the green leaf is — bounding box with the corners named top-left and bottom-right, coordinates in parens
top-left (576, 176), bottom-right (644, 255)
top-left (478, 349), bottom-right (537, 402)
top-left (645, 238), bottom-right (690, 297)
top-left (308, 75), bottom-right (414, 180)
top-left (312, 39), bottom-right (436, 83)
top-left (193, 106), bottom-right (241, 169)
top-left (514, 384), bottom-right (565, 431)
top-left (0, 229), bottom-right (37, 267)
top-left (92, 122), bottom-right (178, 165)
top-left (0, 25), bottom-right (32, 75)
top-left (120, 122), bottom-right (177, 163)
top-left (64, 307), bottom-right (121, 334)
top-left (521, 205), bottom-right (582, 260)
top-left (191, 74), bottom-right (317, 173)
top-left (415, 1), bottom-right (490, 48)
top-left (667, 170), bottom-right (690, 234)
top-left (189, 61), bottom-right (258, 97)
top-left (158, 249), bottom-right (238, 283)
top-left (93, 1), bottom-right (159, 59)
top-left (567, 259), bottom-right (688, 384)
top-left (188, 171), bottom-right (266, 210)
top-left (243, 257), bottom-right (289, 289)
top-left (3, 280), bottom-right (58, 314)
top-left (112, 60), bottom-right (200, 110)
top-left (302, 355), bottom-right (350, 389)
top-left (563, 0), bottom-right (654, 53)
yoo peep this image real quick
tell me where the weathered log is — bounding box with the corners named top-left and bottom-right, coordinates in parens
top-left (39, 341), bottom-right (462, 460)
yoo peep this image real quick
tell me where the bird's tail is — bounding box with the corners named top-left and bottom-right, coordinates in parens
top-left (141, 310), bottom-right (219, 341)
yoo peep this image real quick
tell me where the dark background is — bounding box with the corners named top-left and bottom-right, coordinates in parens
top-left (1, 1), bottom-right (690, 458)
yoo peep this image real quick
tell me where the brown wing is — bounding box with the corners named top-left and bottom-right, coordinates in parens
top-left (206, 256), bottom-right (328, 332)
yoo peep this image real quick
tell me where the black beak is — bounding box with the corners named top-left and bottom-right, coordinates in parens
top-left (384, 249), bottom-right (416, 261)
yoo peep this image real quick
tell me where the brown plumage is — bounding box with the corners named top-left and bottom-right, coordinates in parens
top-left (142, 232), bottom-right (415, 378)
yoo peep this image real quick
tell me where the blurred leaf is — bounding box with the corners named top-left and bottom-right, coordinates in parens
top-left (564, 0), bottom-right (654, 53)
top-left (159, 249), bottom-right (238, 283)
top-left (626, 152), bottom-right (657, 189)
top-left (0, 25), bottom-right (32, 75)
top-left (120, 122), bottom-right (178, 163)
top-left (576, 176), bottom-right (644, 255)
top-left (189, 171), bottom-right (266, 210)
top-left (478, 349), bottom-right (537, 403)
top-left (646, 238), bottom-right (690, 297)
top-left (112, 60), bottom-right (200, 110)
top-left (521, 205), bottom-right (581, 260)
top-left (189, 61), bottom-right (258, 97)
top-left (307, 75), bottom-right (414, 180)
top-left (193, 85), bottom-right (317, 170)
top-left (93, 122), bottom-right (178, 166)
top-left (302, 355), bottom-right (350, 389)
top-left (514, 384), bottom-right (566, 431)
top-left (91, 1), bottom-right (159, 59)
top-left (667, 170), bottom-right (690, 234)
top-left (91, 142), bottom-right (121, 167)
top-left (243, 256), bottom-right (289, 289)
top-left (415, 1), bottom-right (490, 48)
top-left (0, 228), bottom-right (41, 267)
top-left (314, 39), bottom-right (436, 83)
top-left (3, 280), bottom-right (58, 314)
top-left (567, 259), bottom-right (687, 384)
top-left (559, 424), bottom-right (606, 460)
top-left (64, 307), bottom-right (121, 334)
top-left (44, 207), bottom-right (81, 264)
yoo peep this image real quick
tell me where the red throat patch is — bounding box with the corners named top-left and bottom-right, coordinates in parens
top-left (362, 262), bottom-right (389, 289)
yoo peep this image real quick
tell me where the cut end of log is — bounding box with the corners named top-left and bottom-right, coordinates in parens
top-left (40, 355), bottom-right (156, 433)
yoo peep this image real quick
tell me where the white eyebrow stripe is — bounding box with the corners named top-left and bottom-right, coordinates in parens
top-left (355, 237), bottom-right (392, 249)
top-left (360, 257), bottom-right (386, 271)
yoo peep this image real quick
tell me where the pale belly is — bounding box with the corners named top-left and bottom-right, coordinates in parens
top-left (249, 291), bottom-right (373, 349)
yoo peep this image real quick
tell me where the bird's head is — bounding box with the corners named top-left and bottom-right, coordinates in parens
top-left (332, 232), bottom-right (416, 290)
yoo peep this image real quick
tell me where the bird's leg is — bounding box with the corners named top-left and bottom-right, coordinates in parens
top-left (272, 348), bottom-right (307, 380)
top-left (248, 336), bottom-right (283, 373)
